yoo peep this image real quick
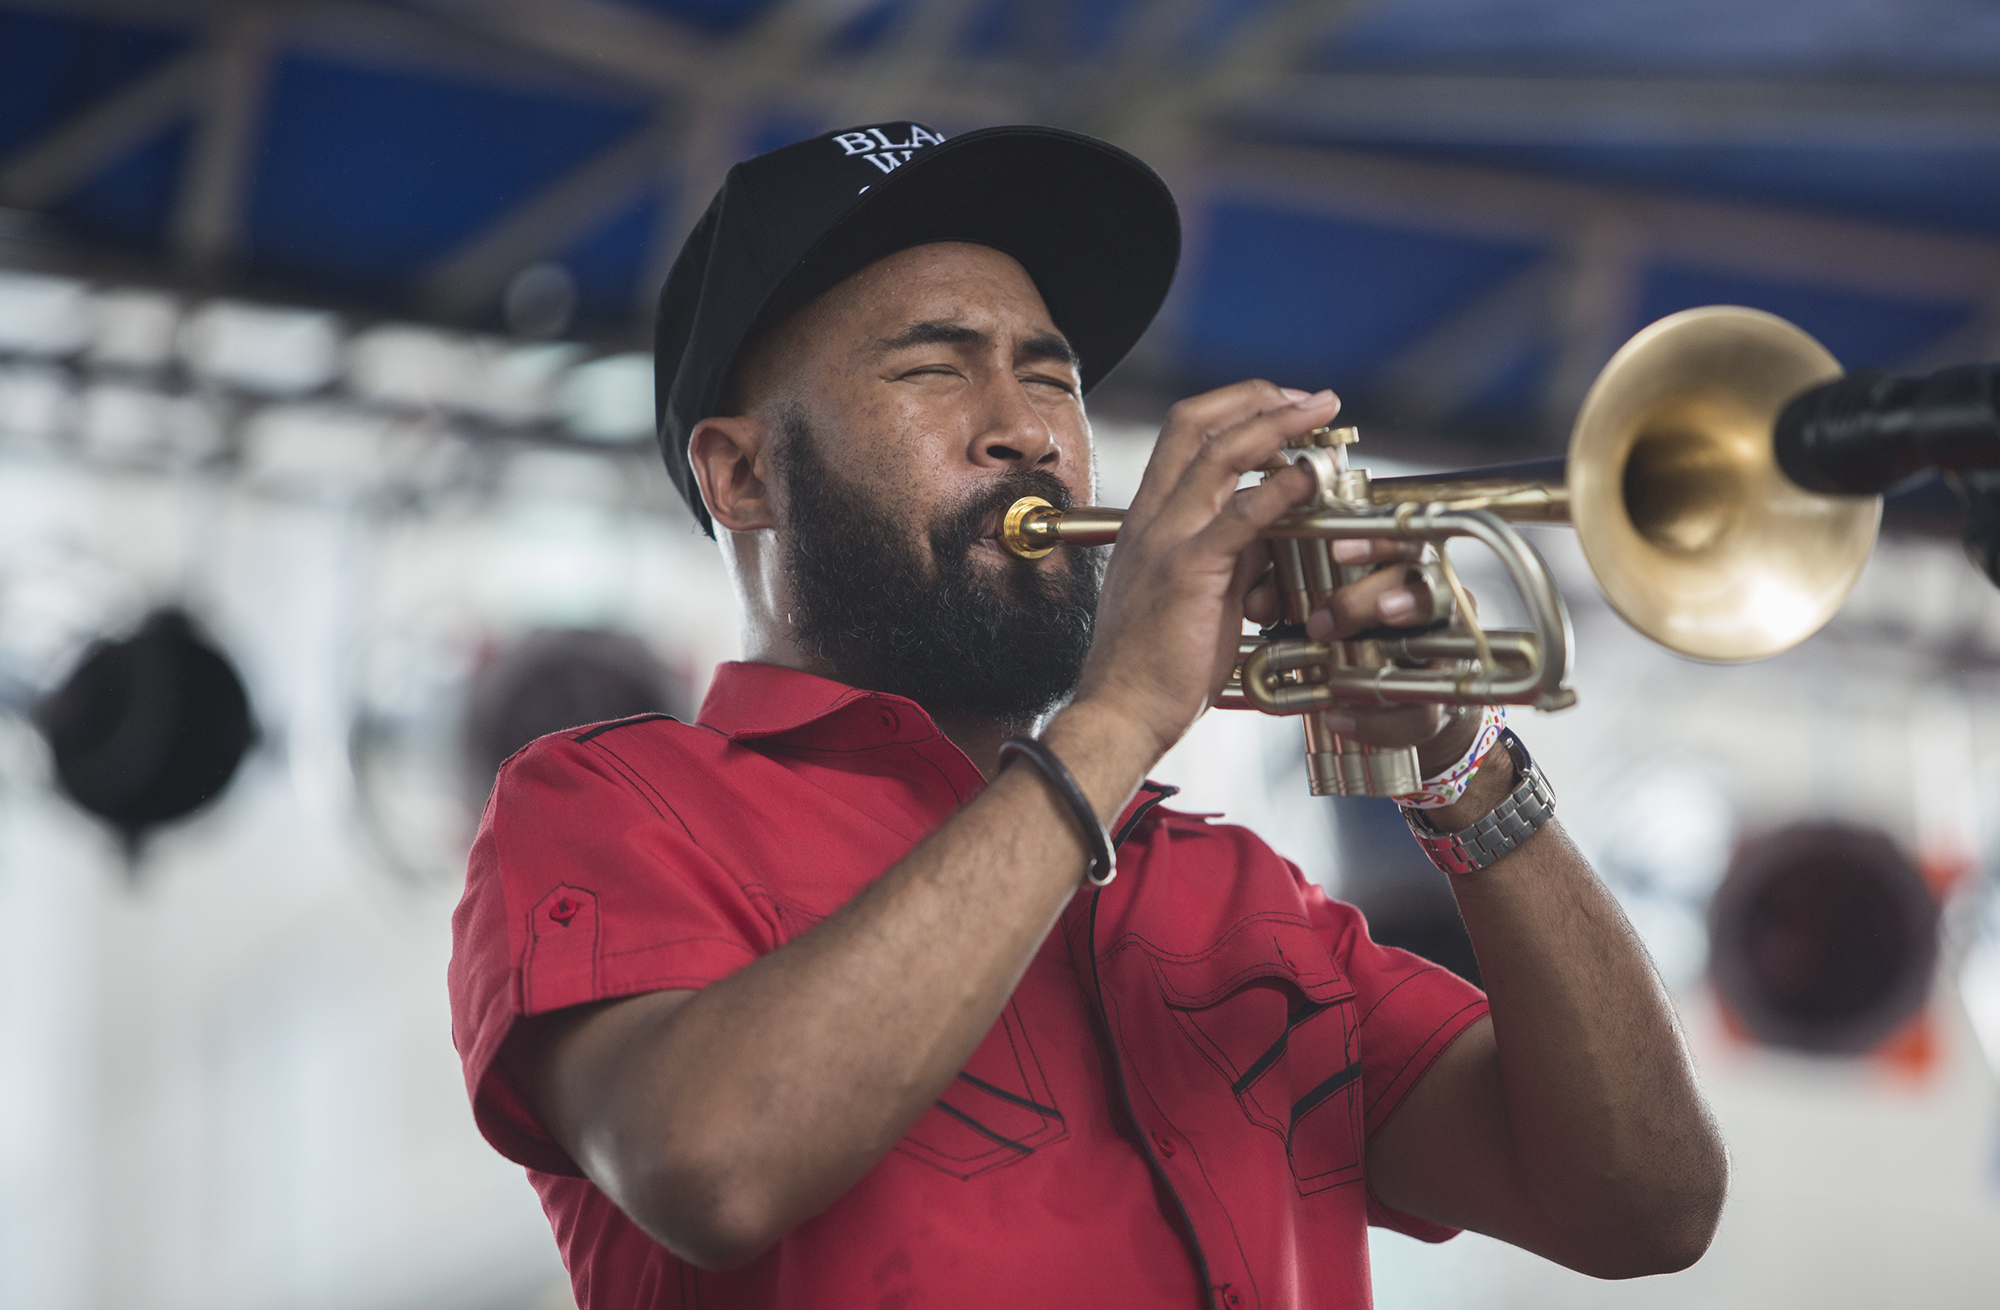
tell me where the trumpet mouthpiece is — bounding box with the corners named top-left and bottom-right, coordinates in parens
top-left (1000, 496), bottom-right (1059, 559)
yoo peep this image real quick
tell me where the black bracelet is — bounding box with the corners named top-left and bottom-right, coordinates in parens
top-left (998, 737), bottom-right (1117, 887)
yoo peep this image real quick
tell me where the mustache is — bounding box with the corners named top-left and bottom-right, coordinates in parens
top-left (928, 467), bottom-right (1077, 566)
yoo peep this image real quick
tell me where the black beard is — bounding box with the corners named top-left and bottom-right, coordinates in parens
top-left (775, 413), bottom-right (1102, 723)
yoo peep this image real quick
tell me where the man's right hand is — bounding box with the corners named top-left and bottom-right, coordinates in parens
top-left (1062, 381), bottom-right (1340, 771)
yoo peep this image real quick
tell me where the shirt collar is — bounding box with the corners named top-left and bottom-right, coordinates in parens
top-left (697, 660), bottom-right (926, 741)
top-left (696, 660), bottom-right (1182, 838)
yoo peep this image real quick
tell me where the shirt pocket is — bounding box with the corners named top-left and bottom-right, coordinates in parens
top-left (895, 1000), bottom-right (1067, 1179)
top-left (1150, 917), bottom-right (1363, 1195)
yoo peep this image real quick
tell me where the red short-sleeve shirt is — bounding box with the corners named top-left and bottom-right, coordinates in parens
top-left (448, 662), bottom-right (1489, 1310)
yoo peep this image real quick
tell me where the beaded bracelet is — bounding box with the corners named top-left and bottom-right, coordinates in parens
top-left (1395, 705), bottom-right (1506, 810)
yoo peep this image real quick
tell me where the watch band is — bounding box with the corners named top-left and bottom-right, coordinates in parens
top-left (1400, 728), bottom-right (1556, 875)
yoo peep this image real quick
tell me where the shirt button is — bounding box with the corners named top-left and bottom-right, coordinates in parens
top-left (877, 707), bottom-right (900, 733)
top-left (1150, 1131), bottom-right (1176, 1159)
top-left (1219, 1287), bottom-right (1243, 1307)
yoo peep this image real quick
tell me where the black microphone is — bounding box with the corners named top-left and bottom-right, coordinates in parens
top-left (1773, 363), bottom-right (2000, 495)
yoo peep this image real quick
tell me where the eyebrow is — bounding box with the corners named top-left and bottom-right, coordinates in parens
top-left (871, 320), bottom-right (1081, 370)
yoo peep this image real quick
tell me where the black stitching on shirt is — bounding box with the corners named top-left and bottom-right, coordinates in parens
top-left (1288, 1060), bottom-right (1362, 1131)
top-left (956, 1071), bottom-right (1062, 1120)
top-left (1230, 995), bottom-right (1334, 1095)
top-left (571, 713), bottom-right (679, 743)
top-left (932, 1100), bottom-right (1035, 1155)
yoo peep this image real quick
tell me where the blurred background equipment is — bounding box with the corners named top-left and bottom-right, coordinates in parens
top-left (34, 605), bottom-right (254, 853)
top-left (1709, 821), bottom-right (1940, 1056)
top-left (461, 626), bottom-right (682, 792)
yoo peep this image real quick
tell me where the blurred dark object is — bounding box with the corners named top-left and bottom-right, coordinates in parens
top-left (1776, 363), bottom-right (2000, 593)
top-left (1949, 469), bottom-right (2000, 587)
top-left (462, 628), bottom-right (677, 791)
top-left (1332, 797), bottom-right (1481, 988)
top-left (1709, 822), bottom-right (1938, 1055)
top-left (35, 608), bottom-right (255, 852)
top-left (1776, 364), bottom-right (2000, 496)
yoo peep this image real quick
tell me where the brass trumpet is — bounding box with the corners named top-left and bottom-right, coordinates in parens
top-left (1000, 306), bottom-right (1884, 798)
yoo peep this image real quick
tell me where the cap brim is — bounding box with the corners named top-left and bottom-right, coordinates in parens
top-left (754, 125), bottom-right (1181, 396)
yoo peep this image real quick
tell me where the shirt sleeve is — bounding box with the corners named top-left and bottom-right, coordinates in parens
top-left (447, 727), bottom-right (778, 1175)
top-left (1300, 873), bottom-right (1490, 1243)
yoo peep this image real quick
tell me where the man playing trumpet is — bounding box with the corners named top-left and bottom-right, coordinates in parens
top-left (448, 122), bottom-right (1727, 1310)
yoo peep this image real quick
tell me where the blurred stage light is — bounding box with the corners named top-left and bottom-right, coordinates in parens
top-left (240, 403), bottom-right (396, 496)
top-left (558, 353), bottom-right (655, 443)
top-left (0, 363), bottom-right (75, 450)
top-left (33, 608), bottom-right (255, 856)
top-left (0, 271), bottom-right (90, 357)
top-left (179, 301), bottom-right (340, 397)
top-left (467, 341), bottom-right (583, 427)
top-left (87, 289), bottom-right (180, 373)
top-left (1709, 822), bottom-right (1939, 1055)
top-left (78, 383), bottom-right (223, 466)
top-left (346, 324), bottom-right (480, 411)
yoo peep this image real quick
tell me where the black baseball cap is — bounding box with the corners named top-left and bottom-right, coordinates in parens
top-left (653, 122), bottom-right (1182, 535)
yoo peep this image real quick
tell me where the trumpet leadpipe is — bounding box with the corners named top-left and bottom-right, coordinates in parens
top-left (1366, 457), bottom-right (1572, 522)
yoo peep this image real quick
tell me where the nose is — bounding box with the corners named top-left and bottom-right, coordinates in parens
top-left (970, 379), bottom-right (1060, 470)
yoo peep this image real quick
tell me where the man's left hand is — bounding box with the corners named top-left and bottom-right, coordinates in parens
top-left (1241, 536), bottom-right (1480, 770)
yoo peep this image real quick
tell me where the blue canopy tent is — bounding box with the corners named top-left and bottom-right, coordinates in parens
top-left (2, 0), bottom-right (1997, 457)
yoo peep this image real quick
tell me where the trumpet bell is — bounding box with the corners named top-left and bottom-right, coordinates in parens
top-left (1569, 306), bottom-right (1881, 663)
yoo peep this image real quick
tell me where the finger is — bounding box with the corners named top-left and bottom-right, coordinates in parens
top-left (1331, 538), bottom-right (1423, 566)
top-left (1181, 461), bottom-right (1318, 564)
top-left (1212, 546), bottom-right (1275, 697)
top-left (1243, 574), bottom-right (1282, 627)
top-left (1132, 387), bottom-right (1339, 524)
top-left (1338, 703), bottom-right (1449, 751)
top-left (1141, 399), bottom-right (1336, 550)
top-left (1304, 564), bottom-right (1436, 640)
top-left (1126, 381), bottom-right (1300, 519)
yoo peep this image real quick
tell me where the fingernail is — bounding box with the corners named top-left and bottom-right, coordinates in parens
top-left (1291, 388), bottom-right (1336, 408)
top-left (1379, 589), bottom-right (1417, 621)
top-left (1332, 539), bottom-right (1371, 563)
top-left (1321, 715), bottom-right (1358, 735)
top-left (1279, 387), bottom-right (1310, 401)
top-left (1305, 611), bottom-right (1333, 641)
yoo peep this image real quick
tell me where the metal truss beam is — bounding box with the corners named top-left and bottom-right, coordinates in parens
top-left (0, 46), bottom-right (205, 208)
top-left (398, 0), bottom-right (719, 93)
top-left (1232, 73), bottom-right (2000, 150)
top-left (1203, 140), bottom-right (2000, 305)
top-left (171, 6), bottom-right (281, 271)
top-left (283, 0), bottom-right (651, 104)
top-left (421, 113), bottom-right (685, 319)
top-left (1376, 262), bottom-right (1557, 426)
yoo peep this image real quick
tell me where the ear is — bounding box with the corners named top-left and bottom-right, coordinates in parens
top-left (689, 415), bottom-right (776, 532)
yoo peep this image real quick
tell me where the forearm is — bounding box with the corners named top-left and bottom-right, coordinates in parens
top-left (1441, 754), bottom-right (1727, 1271)
top-left (559, 700), bottom-right (1154, 1265)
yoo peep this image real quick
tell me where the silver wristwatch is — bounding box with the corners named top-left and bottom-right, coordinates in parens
top-left (1400, 729), bottom-right (1556, 875)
